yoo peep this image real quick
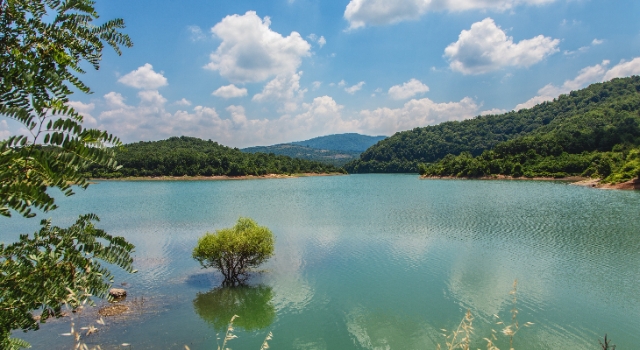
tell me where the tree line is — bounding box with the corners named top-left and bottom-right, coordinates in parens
top-left (87, 136), bottom-right (347, 178)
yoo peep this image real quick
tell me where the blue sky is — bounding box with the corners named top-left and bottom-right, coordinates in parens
top-left (6, 0), bottom-right (640, 147)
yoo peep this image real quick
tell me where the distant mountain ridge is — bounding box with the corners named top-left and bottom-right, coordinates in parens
top-left (242, 133), bottom-right (387, 166)
top-left (289, 133), bottom-right (387, 152)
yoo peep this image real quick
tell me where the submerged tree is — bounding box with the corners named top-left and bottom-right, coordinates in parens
top-left (193, 217), bottom-right (275, 286)
top-left (0, 0), bottom-right (134, 348)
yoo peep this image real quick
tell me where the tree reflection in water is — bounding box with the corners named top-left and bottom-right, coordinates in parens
top-left (192, 285), bottom-right (276, 332)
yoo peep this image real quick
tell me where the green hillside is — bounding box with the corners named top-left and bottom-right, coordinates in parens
top-left (87, 136), bottom-right (346, 178)
top-left (420, 77), bottom-right (640, 182)
top-left (242, 144), bottom-right (360, 167)
top-left (345, 76), bottom-right (640, 174)
top-left (290, 133), bottom-right (387, 152)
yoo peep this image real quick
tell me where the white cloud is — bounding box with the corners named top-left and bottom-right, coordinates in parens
top-left (0, 120), bottom-right (12, 140)
top-left (205, 11), bottom-right (311, 83)
top-left (515, 58), bottom-right (640, 110)
top-left (188, 25), bottom-right (206, 41)
top-left (357, 97), bottom-right (479, 134)
top-left (480, 108), bottom-right (508, 116)
top-left (118, 64), bottom-right (168, 89)
top-left (515, 60), bottom-right (610, 110)
top-left (603, 57), bottom-right (640, 80)
top-left (67, 101), bottom-right (97, 127)
top-left (345, 81), bottom-right (366, 94)
top-left (104, 92), bottom-right (128, 108)
top-left (312, 81), bottom-right (322, 90)
top-left (444, 18), bottom-right (559, 75)
top-left (388, 79), bottom-right (429, 100)
top-left (92, 87), bottom-right (483, 148)
top-left (344, 0), bottom-right (558, 29)
top-left (344, 0), bottom-right (429, 29)
top-left (338, 80), bottom-right (347, 87)
top-left (564, 38), bottom-right (605, 56)
top-left (318, 36), bottom-right (326, 48)
top-left (212, 84), bottom-right (248, 99)
top-left (252, 72), bottom-right (307, 113)
top-left (175, 98), bottom-right (192, 106)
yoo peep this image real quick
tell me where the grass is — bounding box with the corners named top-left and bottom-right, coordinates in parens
top-left (438, 280), bottom-right (534, 350)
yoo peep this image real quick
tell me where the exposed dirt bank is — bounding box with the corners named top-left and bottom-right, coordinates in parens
top-left (571, 178), bottom-right (640, 190)
top-left (422, 175), bottom-right (640, 190)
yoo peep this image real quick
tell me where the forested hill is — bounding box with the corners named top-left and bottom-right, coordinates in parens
top-left (345, 76), bottom-right (640, 173)
top-left (87, 136), bottom-right (346, 178)
top-left (242, 144), bottom-right (361, 167)
top-left (290, 133), bottom-right (387, 152)
top-left (421, 77), bottom-right (640, 182)
top-left (242, 133), bottom-right (387, 167)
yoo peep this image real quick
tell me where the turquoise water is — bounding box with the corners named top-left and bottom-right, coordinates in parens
top-left (2, 175), bottom-right (640, 349)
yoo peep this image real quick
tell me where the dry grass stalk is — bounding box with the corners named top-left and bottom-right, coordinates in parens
top-left (260, 331), bottom-right (273, 350)
top-left (438, 309), bottom-right (474, 350)
top-left (438, 280), bottom-right (535, 350)
top-left (217, 314), bottom-right (239, 350)
top-left (492, 280), bottom-right (533, 350)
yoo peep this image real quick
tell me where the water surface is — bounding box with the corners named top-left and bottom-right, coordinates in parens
top-left (3, 175), bottom-right (640, 349)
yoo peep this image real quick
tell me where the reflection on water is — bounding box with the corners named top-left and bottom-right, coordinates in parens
top-left (2, 175), bottom-right (640, 349)
top-left (193, 285), bottom-right (276, 332)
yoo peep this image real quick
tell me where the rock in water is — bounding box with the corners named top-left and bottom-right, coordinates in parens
top-left (109, 288), bottom-right (127, 299)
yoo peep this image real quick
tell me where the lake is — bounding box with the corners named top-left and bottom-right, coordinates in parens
top-left (3, 175), bottom-right (640, 349)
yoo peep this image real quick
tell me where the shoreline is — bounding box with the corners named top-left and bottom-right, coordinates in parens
top-left (91, 172), bottom-right (346, 181)
top-left (420, 175), bottom-right (640, 190)
top-left (420, 175), bottom-right (587, 182)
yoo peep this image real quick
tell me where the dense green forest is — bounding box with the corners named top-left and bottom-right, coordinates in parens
top-left (420, 76), bottom-right (640, 182)
top-left (87, 136), bottom-right (346, 178)
top-left (243, 144), bottom-right (360, 167)
top-left (346, 76), bottom-right (640, 177)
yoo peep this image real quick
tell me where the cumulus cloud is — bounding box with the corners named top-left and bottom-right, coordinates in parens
top-left (344, 0), bottom-right (558, 29)
top-left (444, 18), bottom-right (559, 75)
top-left (388, 79), bottom-right (429, 100)
top-left (357, 97), bottom-right (479, 134)
top-left (480, 108), bottom-right (508, 116)
top-left (205, 11), bottom-right (311, 83)
top-left (212, 84), bottom-right (248, 99)
top-left (603, 57), bottom-right (640, 80)
top-left (252, 72), bottom-right (307, 112)
top-left (515, 58), bottom-right (640, 110)
top-left (118, 64), bottom-right (168, 89)
top-left (175, 98), bottom-right (192, 106)
top-left (345, 81), bottom-right (366, 94)
top-left (67, 101), bottom-right (97, 127)
top-left (312, 81), bottom-right (322, 90)
top-left (90, 87), bottom-right (483, 147)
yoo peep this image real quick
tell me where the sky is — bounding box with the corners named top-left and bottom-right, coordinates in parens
top-left (4, 0), bottom-right (640, 148)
